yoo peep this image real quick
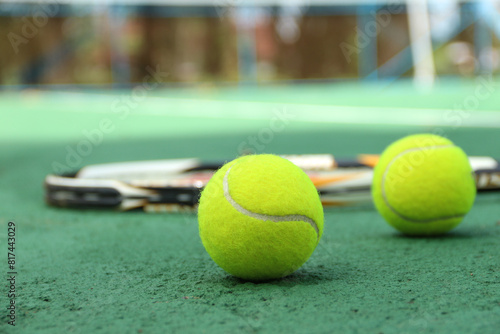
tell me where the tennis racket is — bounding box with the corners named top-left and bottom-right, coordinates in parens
top-left (44, 154), bottom-right (500, 213)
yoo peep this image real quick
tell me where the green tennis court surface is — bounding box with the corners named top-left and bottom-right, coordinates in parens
top-left (1, 81), bottom-right (500, 333)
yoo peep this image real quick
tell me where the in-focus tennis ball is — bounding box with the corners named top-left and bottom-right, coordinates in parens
top-left (198, 154), bottom-right (324, 281)
top-left (372, 134), bottom-right (476, 236)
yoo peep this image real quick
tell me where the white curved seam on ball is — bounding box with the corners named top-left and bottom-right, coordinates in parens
top-left (381, 145), bottom-right (466, 223)
top-left (223, 166), bottom-right (320, 238)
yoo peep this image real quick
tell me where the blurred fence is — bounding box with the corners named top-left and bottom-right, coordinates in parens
top-left (0, 0), bottom-right (499, 87)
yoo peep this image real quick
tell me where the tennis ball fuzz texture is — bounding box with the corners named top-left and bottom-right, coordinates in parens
top-left (198, 154), bottom-right (324, 281)
top-left (372, 134), bottom-right (476, 236)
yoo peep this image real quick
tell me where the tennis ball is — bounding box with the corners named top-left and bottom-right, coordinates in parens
top-left (372, 134), bottom-right (476, 236)
top-left (198, 154), bottom-right (324, 281)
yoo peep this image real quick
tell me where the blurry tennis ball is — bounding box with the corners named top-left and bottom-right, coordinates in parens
top-left (198, 154), bottom-right (324, 281)
top-left (372, 134), bottom-right (476, 236)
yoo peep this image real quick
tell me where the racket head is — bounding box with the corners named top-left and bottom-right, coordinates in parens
top-left (44, 156), bottom-right (500, 212)
top-left (44, 171), bottom-right (211, 212)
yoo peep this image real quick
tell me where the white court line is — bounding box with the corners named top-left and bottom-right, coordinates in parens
top-left (48, 92), bottom-right (500, 129)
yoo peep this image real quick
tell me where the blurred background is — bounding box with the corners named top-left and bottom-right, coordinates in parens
top-left (1, 0), bottom-right (499, 88)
